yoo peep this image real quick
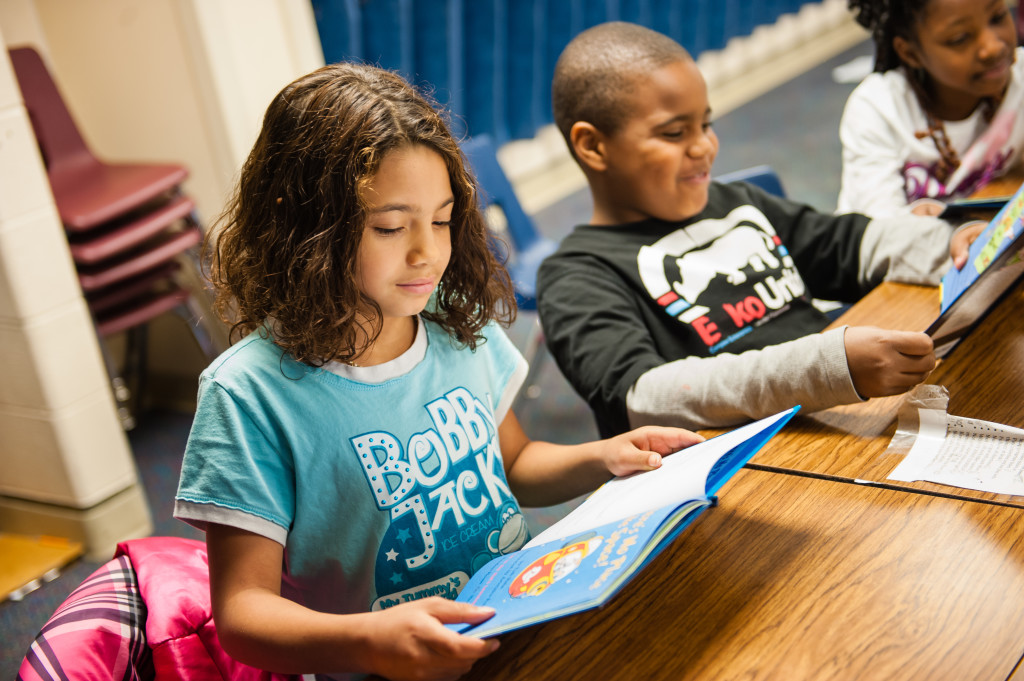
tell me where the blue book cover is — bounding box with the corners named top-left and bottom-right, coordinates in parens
top-left (938, 184), bottom-right (1024, 314)
top-left (448, 407), bottom-right (800, 638)
top-left (927, 183), bottom-right (1024, 353)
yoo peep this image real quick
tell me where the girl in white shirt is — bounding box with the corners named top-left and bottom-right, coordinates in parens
top-left (839, 0), bottom-right (1024, 216)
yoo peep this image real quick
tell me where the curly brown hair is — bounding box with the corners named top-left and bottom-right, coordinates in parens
top-left (206, 62), bottom-right (516, 365)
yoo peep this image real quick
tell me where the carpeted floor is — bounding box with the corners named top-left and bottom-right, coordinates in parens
top-left (0, 37), bottom-right (872, 677)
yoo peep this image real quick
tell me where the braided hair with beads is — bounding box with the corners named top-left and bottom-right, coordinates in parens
top-left (848, 0), bottom-right (932, 72)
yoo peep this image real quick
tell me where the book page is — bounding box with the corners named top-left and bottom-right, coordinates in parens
top-left (889, 409), bottom-right (1024, 495)
top-left (451, 502), bottom-right (706, 637)
top-left (526, 409), bottom-right (796, 548)
top-left (448, 408), bottom-right (798, 638)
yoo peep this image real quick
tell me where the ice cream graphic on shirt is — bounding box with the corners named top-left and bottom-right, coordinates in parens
top-left (637, 205), bottom-right (807, 354)
top-left (355, 386), bottom-right (529, 610)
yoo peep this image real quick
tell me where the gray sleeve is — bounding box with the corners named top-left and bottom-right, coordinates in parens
top-left (858, 215), bottom-right (954, 287)
top-left (626, 326), bottom-right (862, 431)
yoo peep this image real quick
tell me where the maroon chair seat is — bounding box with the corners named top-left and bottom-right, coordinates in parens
top-left (8, 46), bottom-right (190, 232)
top-left (66, 194), bottom-right (195, 263)
top-left (50, 160), bottom-right (189, 232)
top-left (86, 262), bottom-right (181, 315)
top-left (76, 226), bottom-right (201, 292)
top-left (94, 286), bottom-right (191, 338)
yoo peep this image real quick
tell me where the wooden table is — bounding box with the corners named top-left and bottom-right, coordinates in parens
top-left (742, 273), bottom-right (1024, 507)
top-left (973, 174), bottom-right (1022, 199)
top-left (457, 179), bottom-right (1024, 681)
top-left (463, 469), bottom-right (1024, 681)
top-left (737, 173), bottom-right (1024, 504)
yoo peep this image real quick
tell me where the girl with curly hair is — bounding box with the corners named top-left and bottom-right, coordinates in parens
top-left (174, 62), bottom-right (701, 681)
top-left (838, 0), bottom-right (1024, 216)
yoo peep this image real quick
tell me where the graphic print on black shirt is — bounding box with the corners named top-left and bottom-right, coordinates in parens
top-left (636, 205), bottom-right (810, 354)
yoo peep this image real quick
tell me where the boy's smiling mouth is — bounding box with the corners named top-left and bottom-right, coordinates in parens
top-left (681, 168), bottom-right (711, 183)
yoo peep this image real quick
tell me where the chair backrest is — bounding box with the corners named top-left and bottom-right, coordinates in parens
top-left (715, 164), bottom-right (786, 198)
top-left (460, 134), bottom-right (557, 310)
top-left (461, 134), bottom-right (544, 253)
top-left (7, 46), bottom-right (93, 170)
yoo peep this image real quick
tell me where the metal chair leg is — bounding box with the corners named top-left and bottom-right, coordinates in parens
top-left (94, 332), bottom-right (137, 431)
top-left (173, 297), bottom-right (220, 362)
top-left (514, 316), bottom-right (548, 408)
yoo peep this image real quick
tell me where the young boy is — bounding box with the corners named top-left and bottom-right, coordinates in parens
top-left (538, 21), bottom-right (973, 436)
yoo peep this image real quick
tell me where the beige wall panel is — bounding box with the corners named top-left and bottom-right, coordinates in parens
top-left (0, 208), bottom-right (80, 321)
top-left (0, 391), bottom-right (136, 508)
top-left (0, 484), bottom-right (152, 561)
top-left (0, 106), bottom-right (55, 224)
top-left (0, 300), bottom-right (109, 411)
top-left (0, 41), bottom-right (21, 111)
top-left (0, 0), bottom-right (49, 54)
top-left (178, 0), bottom-right (325, 167)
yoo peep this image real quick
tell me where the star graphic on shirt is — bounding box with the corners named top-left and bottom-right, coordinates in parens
top-left (390, 572), bottom-right (403, 585)
top-left (385, 548), bottom-right (399, 562)
top-left (396, 528), bottom-right (412, 543)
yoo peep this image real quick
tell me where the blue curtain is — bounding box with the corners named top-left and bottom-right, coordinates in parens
top-left (311, 0), bottom-right (813, 144)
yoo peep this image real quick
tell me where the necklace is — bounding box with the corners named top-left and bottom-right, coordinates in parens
top-left (912, 92), bottom-right (1000, 184)
top-left (915, 116), bottom-right (962, 184)
top-left (907, 65), bottom-right (1004, 184)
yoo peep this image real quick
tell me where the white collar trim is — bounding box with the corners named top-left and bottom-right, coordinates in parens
top-left (321, 317), bottom-right (428, 383)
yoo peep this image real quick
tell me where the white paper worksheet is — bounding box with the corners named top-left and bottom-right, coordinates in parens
top-left (889, 409), bottom-right (1024, 495)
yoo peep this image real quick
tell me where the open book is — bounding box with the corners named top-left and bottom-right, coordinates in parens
top-left (927, 181), bottom-right (1024, 356)
top-left (448, 407), bottom-right (799, 638)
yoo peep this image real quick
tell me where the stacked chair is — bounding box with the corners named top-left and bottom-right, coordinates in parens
top-left (461, 135), bottom-right (558, 401)
top-left (8, 46), bottom-right (218, 429)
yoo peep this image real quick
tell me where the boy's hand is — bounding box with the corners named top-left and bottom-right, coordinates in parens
top-left (360, 598), bottom-right (498, 681)
top-left (598, 426), bottom-right (705, 478)
top-left (844, 326), bottom-right (936, 398)
top-left (950, 221), bottom-right (986, 270)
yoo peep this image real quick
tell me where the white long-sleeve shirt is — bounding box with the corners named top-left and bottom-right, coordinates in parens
top-left (838, 49), bottom-right (1024, 217)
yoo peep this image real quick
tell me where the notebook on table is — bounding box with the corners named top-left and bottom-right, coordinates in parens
top-left (939, 194), bottom-right (1012, 220)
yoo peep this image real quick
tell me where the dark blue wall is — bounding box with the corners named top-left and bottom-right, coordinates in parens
top-left (311, 0), bottom-right (812, 144)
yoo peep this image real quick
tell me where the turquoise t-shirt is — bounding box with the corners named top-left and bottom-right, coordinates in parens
top-left (174, 318), bottom-right (528, 616)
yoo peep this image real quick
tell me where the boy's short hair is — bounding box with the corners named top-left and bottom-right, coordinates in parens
top-left (552, 22), bottom-right (692, 150)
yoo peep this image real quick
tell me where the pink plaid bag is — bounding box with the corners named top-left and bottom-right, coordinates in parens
top-left (18, 537), bottom-right (298, 681)
top-left (18, 554), bottom-right (152, 680)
